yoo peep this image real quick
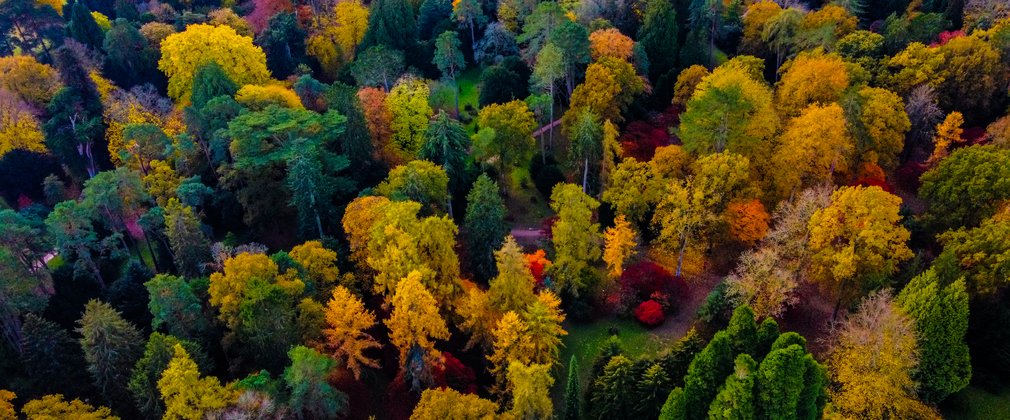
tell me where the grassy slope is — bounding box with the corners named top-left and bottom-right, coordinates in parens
top-left (943, 386), bottom-right (1010, 420)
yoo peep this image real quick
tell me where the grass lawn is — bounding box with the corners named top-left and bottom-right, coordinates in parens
top-left (429, 66), bottom-right (482, 131)
top-left (551, 317), bottom-right (674, 409)
top-left (942, 386), bottom-right (1010, 419)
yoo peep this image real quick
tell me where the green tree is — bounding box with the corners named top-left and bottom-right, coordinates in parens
top-left (566, 108), bottom-right (603, 193)
top-left (45, 200), bottom-right (104, 286)
top-left (81, 168), bottom-right (151, 256)
top-left (564, 356), bottom-right (582, 420)
top-left (420, 111), bottom-right (470, 195)
top-left (896, 269), bottom-right (971, 402)
top-left (590, 355), bottom-right (637, 419)
top-left (452, 0), bottom-right (485, 57)
top-left (351, 45), bottom-right (405, 91)
top-left (530, 42), bottom-right (564, 149)
top-left (163, 199), bottom-right (211, 277)
top-left (284, 346), bottom-right (348, 419)
top-left (638, 0), bottom-right (679, 80)
top-left (919, 145), bottom-right (1010, 231)
top-left (636, 363), bottom-right (674, 419)
top-left (44, 86), bottom-right (103, 178)
top-left (376, 160), bottom-right (450, 215)
top-left (19, 314), bottom-right (90, 397)
top-left (463, 174), bottom-right (508, 282)
top-left (386, 76), bottom-right (433, 156)
top-left (518, 2), bottom-right (565, 62)
top-left (726, 305), bottom-right (758, 358)
top-left (550, 183), bottom-right (601, 296)
top-left (707, 354), bottom-right (757, 420)
top-left (190, 61), bottom-right (238, 109)
top-left (78, 300), bottom-right (144, 409)
top-left (145, 274), bottom-right (210, 343)
top-left (68, 2), bottom-right (104, 50)
top-left (433, 30), bottom-right (466, 114)
top-left (681, 331), bottom-right (734, 420)
top-left (755, 345), bottom-right (808, 419)
top-left (474, 100), bottom-right (537, 177)
top-left (935, 215), bottom-right (1010, 296)
top-left (549, 20), bottom-right (591, 96)
top-left (286, 147), bottom-right (344, 239)
top-left (360, 0), bottom-right (418, 53)
top-left (128, 333), bottom-right (209, 419)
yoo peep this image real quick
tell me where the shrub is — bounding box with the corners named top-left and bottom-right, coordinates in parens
top-left (634, 300), bottom-right (665, 326)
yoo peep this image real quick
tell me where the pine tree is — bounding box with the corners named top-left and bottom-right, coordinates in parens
top-left (463, 175), bottom-right (508, 282)
top-left (564, 356), bottom-right (582, 420)
top-left (77, 300), bottom-right (144, 410)
top-left (590, 355), bottom-right (637, 419)
top-left (707, 354), bottom-right (758, 419)
top-left (636, 363), bottom-right (674, 418)
top-left (189, 61), bottom-right (238, 109)
top-left (128, 333), bottom-right (209, 419)
top-left (726, 305), bottom-right (758, 358)
top-left (681, 331), bottom-right (734, 420)
top-left (19, 314), bottom-right (92, 397)
top-left (163, 199), bottom-right (211, 278)
top-left (637, 0), bottom-right (679, 80)
top-left (284, 346), bottom-right (348, 418)
top-left (68, 2), bottom-right (104, 50)
top-left (420, 112), bottom-right (470, 195)
top-left (360, 0), bottom-right (418, 53)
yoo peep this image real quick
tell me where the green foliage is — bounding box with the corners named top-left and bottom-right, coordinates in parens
top-left (145, 274), bottom-right (210, 343)
top-left (755, 345), bottom-right (807, 419)
top-left (164, 199), bottom-right (211, 278)
top-left (78, 300), bottom-right (144, 409)
top-left (463, 174), bottom-right (508, 282)
top-left (256, 13), bottom-right (307, 79)
top-left (637, 0), bottom-right (679, 79)
top-left (726, 305), bottom-right (758, 358)
top-left (350, 46), bottom-right (405, 91)
top-left (590, 354), bottom-right (637, 419)
top-left (707, 354), bottom-right (757, 420)
top-left (920, 145), bottom-right (1010, 231)
top-left (897, 269), bottom-right (971, 402)
top-left (681, 331), bottom-right (735, 420)
top-left (284, 346), bottom-right (348, 418)
top-left (360, 0), bottom-right (418, 53)
top-left (550, 183), bottom-right (602, 296)
top-left (190, 61), bottom-right (238, 109)
top-left (128, 333), bottom-right (209, 419)
top-left (376, 160), bottom-right (450, 214)
top-left (68, 2), bottom-right (104, 50)
top-left (564, 356), bottom-right (582, 420)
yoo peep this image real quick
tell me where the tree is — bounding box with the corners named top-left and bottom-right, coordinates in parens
top-left (925, 111), bottom-right (964, 168)
top-left (421, 111), bottom-right (469, 193)
top-left (762, 7), bottom-right (803, 75)
top-left (234, 84), bottom-right (305, 110)
top-left (0, 55), bottom-right (61, 109)
top-left (935, 35), bottom-right (1009, 119)
top-left (158, 344), bottom-right (235, 419)
top-left (158, 24), bottom-right (270, 103)
top-left (385, 270), bottom-right (450, 389)
top-left (68, 2), bottom-right (104, 50)
top-left (754, 345), bottom-right (808, 419)
top-left (377, 160), bottom-right (450, 214)
top-left (603, 215), bottom-right (637, 278)
top-left (681, 331), bottom-right (735, 420)
top-left (433, 30), bottom-right (466, 114)
top-left (637, 0), bottom-right (679, 80)
top-left (896, 269), bottom-right (971, 402)
top-left (452, 0), bottom-right (485, 57)
top-left (507, 361), bottom-right (554, 419)
top-left (707, 354), bottom-right (757, 420)
top-left (935, 215), bottom-right (1010, 296)
top-left (19, 394), bottom-right (116, 420)
top-left (18, 314), bottom-right (90, 397)
top-left (284, 346), bottom-right (348, 419)
top-left (603, 158), bottom-right (661, 227)
top-left (103, 19), bottom-right (161, 89)
top-left (770, 103), bottom-right (854, 200)
top-left (550, 20), bottom-right (591, 96)
top-left (474, 100), bottom-right (537, 176)
top-left (844, 86), bottom-right (910, 169)
top-left (775, 51), bottom-right (850, 117)
top-left (590, 355), bottom-right (637, 419)
top-left (550, 183), bottom-right (602, 295)
top-left (564, 356), bottom-right (582, 420)
top-left (678, 65), bottom-right (778, 160)
top-left (463, 175), bottom-right (508, 282)
top-left (128, 333), bottom-right (208, 419)
top-left (567, 58), bottom-right (645, 125)
top-left (163, 199), bottom-right (210, 278)
top-left (0, 91), bottom-right (47, 158)
top-left (566, 108), bottom-right (603, 192)
top-left (589, 28), bottom-right (634, 60)
top-left (530, 42), bottom-right (564, 149)
top-left (807, 186), bottom-right (912, 315)
top-left (488, 311), bottom-right (529, 401)
top-left (518, 2), bottom-right (565, 62)
top-left (350, 45), bottom-right (405, 91)
top-left (45, 200), bottom-right (104, 286)
top-left (81, 168), bottom-right (151, 255)
top-left (919, 145), bottom-right (1010, 231)
top-left (360, 0), bottom-right (418, 53)
top-left (489, 236), bottom-right (538, 315)
top-left (256, 13), bottom-right (307, 79)
top-left (386, 77), bottom-right (433, 157)
top-left (44, 85), bottom-right (103, 179)
top-left (411, 388), bottom-right (500, 419)
top-left (828, 291), bottom-right (940, 419)
top-left (322, 286), bottom-right (381, 379)
top-left (78, 300), bottom-right (144, 409)
top-left (522, 291), bottom-right (567, 366)
top-left (145, 274), bottom-right (210, 343)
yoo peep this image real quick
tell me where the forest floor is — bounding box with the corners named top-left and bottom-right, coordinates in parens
top-left (942, 385), bottom-right (1010, 419)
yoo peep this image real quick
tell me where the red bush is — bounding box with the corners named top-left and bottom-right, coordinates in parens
top-left (634, 300), bottom-right (665, 326)
top-left (619, 120), bottom-right (670, 161)
top-left (433, 352), bottom-right (477, 394)
top-left (620, 261), bottom-right (684, 300)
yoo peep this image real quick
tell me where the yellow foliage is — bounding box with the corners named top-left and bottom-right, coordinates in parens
top-left (89, 71), bottom-right (115, 101)
top-left (289, 240), bottom-right (340, 290)
top-left (207, 8), bottom-right (253, 37)
top-left (234, 84), bottom-right (304, 110)
top-left (385, 270), bottom-right (450, 369)
top-left (740, 1), bottom-right (782, 54)
top-left (386, 77), bottom-right (432, 156)
top-left (671, 65), bottom-right (709, 109)
top-left (333, 1), bottom-right (369, 59)
top-left (801, 4), bottom-right (857, 39)
top-left (0, 94), bottom-right (46, 157)
top-left (603, 215), bottom-right (637, 277)
top-left (854, 86), bottom-right (910, 169)
top-left (20, 394), bottom-right (117, 420)
top-left (0, 55), bottom-right (61, 108)
top-left (143, 160), bottom-right (181, 206)
top-left (158, 345), bottom-right (236, 420)
top-left (926, 111), bottom-right (964, 168)
top-left (342, 195), bottom-right (392, 268)
top-left (139, 22), bottom-right (176, 49)
top-left (488, 310), bottom-right (528, 400)
top-left (411, 388), bottom-right (499, 420)
top-left (105, 103), bottom-right (161, 166)
top-left (208, 252), bottom-right (283, 329)
top-left (35, 0), bottom-right (63, 14)
top-left (883, 42), bottom-right (946, 94)
top-left (322, 286), bottom-right (381, 379)
top-left (650, 144), bottom-right (692, 180)
top-left (589, 28), bottom-right (635, 61)
top-left (91, 11), bottom-right (111, 32)
top-left (507, 362), bottom-right (554, 420)
top-left (159, 24), bottom-right (270, 103)
top-left (457, 282), bottom-right (497, 350)
top-left (770, 103), bottom-right (854, 199)
top-left (0, 390), bottom-right (14, 420)
top-left (522, 291), bottom-right (567, 366)
top-left (776, 50), bottom-right (850, 116)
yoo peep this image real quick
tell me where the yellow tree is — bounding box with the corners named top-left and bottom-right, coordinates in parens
top-left (322, 286), bottom-right (381, 379)
top-left (589, 28), bottom-right (634, 61)
top-left (456, 283), bottom-right (498, 350)
top-left (550, 183), bottom-right (602, 295)
top-left (158, 24), bottom-right (270, 103)
top-left (234, 84), bottom-right (304, 110)
top-left (602, 158), bottom-right (661, 227)
top-left (522, 291), bottom-right (567, 366)
top-left (0, 390), bottom-right (12, 420)
top-left (488, 311), bottom-right (529, 402)
top-left (411, 388), bottom-right (499, 419)
top-left (603, 214), bottom-right (637, 278)
top-left (925, 111), bottom-right (964, 168)
top-left (143, 160), bottom-right (181, 207)
top-left (0, 55), bottom-right (61, 108)
top-left (775, 50), bottom-right (850, 117)
top-left (807, 186), bottom-right (912, 316)
top-left (386, 76), bottom-right (433, 157)
top-left (0, 91), bottom-right (46, 157)
top-left (828, 291), bottom-right (940, 419)
top-left (19, 394), bottom-right (117, 420)
top-left (488, 236), bottom-right (538, 315)
top-left (208, 252), bottom-right (282, 329)
top-left (342, 195), bottom-right (392, 268)
top-left (289, 240), bottom-right (340, 297)
top-left (851, 86), bottom-right (911, 169)
top-left (770, 103), bottom-right (854, 200)
top-left (385, 270), bottom-right (450, 382)
top-left (508, 361), bottom-right (554, 419)
top-left (671, 65), bottom-right (710, 109)
top-left (158, 344), bottom-right (235, 420)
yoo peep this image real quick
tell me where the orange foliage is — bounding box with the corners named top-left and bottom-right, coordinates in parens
top-left (589, 28), bottom-right (635, 61)
top-left (524, 250), bottom-right (552, 287)
top-left (357, 87), bottom-right (400, 166)
top-left (724, 198), bottom-right (770, 244)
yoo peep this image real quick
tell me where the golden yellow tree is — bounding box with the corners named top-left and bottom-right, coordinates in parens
top-left (0, 390), bottom-right (13, 420)
top-left (234, 84), bottom-right (304, 110)
top-left (143, 160), bottom-right (181, 207)
top-left (775, 50), bottom-right (850, 117)
top-left (828, 291), bottom-right (940, 419)
top-left (289, 240), bottom-right (340, 295)
top-left (208, 253), bottom-right (283, 329)
top-left (158, 344), bottom-right (236, 420)
top-left (158, 24), bottom-right (270, 103)
top-left (385, 270), bottom-right (450, 377)
top-left (925, 111), bottom-right (964, 168)
top-left (20, 394), bottom-right (117, 420)
top-left (0, 92), bottom-right (46, 157)
top-left (0, 55), bottom-right (61, 108)
top-left (807, 186), bottom-right (912, 314)
top-left (603, 214), bottom-right (637, 278)
top-left (342, 195), bottom-right (392, 268)
top-left (488, 236), bottom-right (538, 315)
top-left (522, 291), bottom-right (567, 366)
top-left (589, 28), bottom-right (634, 61)
top-left (507, 361), bottom-right (554, 419)
top-left (411, 388), bottom-right (499, 419)
top-left (322, 286), bottom-right (381, 379)
top-left (488, 311), bottom-right (529, 402)
top-left (770, 103), bottom-right (854, 200)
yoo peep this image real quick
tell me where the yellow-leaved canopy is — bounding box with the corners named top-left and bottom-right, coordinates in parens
top-left (158, 24), bottom-right (271, 104)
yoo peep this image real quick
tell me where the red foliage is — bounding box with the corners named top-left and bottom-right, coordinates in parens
top-left (432, 352), bottom-right (477, 394)
top-left (851, 161), bottom-right (894, 193)
top-left (539, 216), bottom-right (558, 241)
top-left (964, 126), bottom-right (987, 144)
top-left (895, 161), bottom-right (927, 192)
top-left (620, 261), bottom-right (683, 300)
top-left (525, 249), bottom-right (552, 288)
top-left (619, 120), bottom-right (670, 161)
top-left (633, 300), bottom-right (665, 326)
top-left (16, 194), bottom-right (32, 209)
top-left (932, 30), bottom-right (965, 46)
top-left (245, 0), bottom-right (293, 33)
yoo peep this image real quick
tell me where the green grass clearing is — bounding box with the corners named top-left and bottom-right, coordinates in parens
top-left (942, 385), bottom-right (1010, 420)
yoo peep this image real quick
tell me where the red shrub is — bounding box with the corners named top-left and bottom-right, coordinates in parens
top-left (525, 249), bottom-right (552, 288)
top-left (619, 120), bottom-right (670, 161)
top-left (896, 161), bottom-right (927, 192)
top-left (932, 30), bottom-right (964, 46)
top-left (634, 300), bottom-right (665, 326)
top-left (433, 352), bottom-right (477, 394)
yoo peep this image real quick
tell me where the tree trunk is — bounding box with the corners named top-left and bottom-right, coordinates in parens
top-left (453, 77), bottom-right (460, 117)
top-left (582, 157), bottom-right (589, 193)
top-left (675, 229), bottom-right (690, 278)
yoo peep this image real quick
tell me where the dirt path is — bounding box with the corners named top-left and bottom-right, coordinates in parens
top-left (652, 272), bottom-right (723, 339)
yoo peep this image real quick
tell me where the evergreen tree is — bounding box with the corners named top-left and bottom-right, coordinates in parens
top-left (421, 111), bottom-right (470, 195)
top-left (897, 269), bottom-right (971, 402)
top-left (128, 333), bottom-right (209, 419)
top-left (103, 18), bottom-right (161, 89)
top-left (681, 331), bottom-right (734, 420)
top-left (463, 174), bottom-right (508, 282)
top-left (145, 274), bottom-right (212, 344)
top-left (163, 199), bottom-right (211, 278)
top-left (637, 0), bottom-right (679, 81)
top-left (636, 363), bottom-right (674, 418)
top-left (19, 314), bottom-right (93, 398)
top-left (660, 388), bottom-right (686, 420)
top-left (707, 354), bottom-right (757, 419)
top-left (564, 355), bottom-right (582, 420)
top-left (77, 300), bottom-right (144, 411)
top-left (590, 354), bottom-right (637, 419)
top-left (755, 345), bottom-right (807, 419)
top-left (255, 13), bottom-right (307, 79)
top-left (360, 0), bottom-right (418, 53)
top-left (68, 2), bottom-right (104, 50)
top-left (285, 147), bottom-right (340, 239)
top-left (726, 305), bottom-right (758, 358)
top-left (284, 346), bottom-right (349, 418)
top-left (190, 61), bottom-right (239, 109)
top-left (326, 82), bottom-right (376, 172)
